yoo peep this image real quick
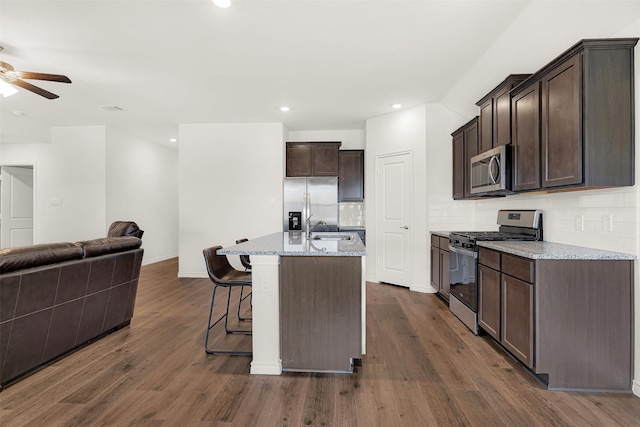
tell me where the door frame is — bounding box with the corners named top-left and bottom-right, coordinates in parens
top-left (0, 162), bottom-right (37, 247)
top-left (374, 150), bottom-right (414, 287)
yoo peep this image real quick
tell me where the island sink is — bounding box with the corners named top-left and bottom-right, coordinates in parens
top-left (312, 233), bottom-right (352, 241)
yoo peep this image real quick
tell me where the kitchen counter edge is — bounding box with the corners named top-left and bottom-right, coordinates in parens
top-left (478, 241), bottom-right (636, 260)
top-left (218, 232), bottom-right (366, 257)
top-left (430, 231), bottom-right (450, 238)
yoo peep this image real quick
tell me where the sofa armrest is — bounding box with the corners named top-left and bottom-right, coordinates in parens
top-left (107, 221), bottom-right (144, 238)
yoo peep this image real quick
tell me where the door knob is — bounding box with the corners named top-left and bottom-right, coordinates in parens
top-left (400, 225), bottom-right (409, 230)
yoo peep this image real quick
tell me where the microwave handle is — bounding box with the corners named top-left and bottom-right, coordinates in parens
top-left (489, 155), bottom-right (500, 184)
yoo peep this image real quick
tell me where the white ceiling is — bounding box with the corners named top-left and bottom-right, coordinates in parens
top-left (0, 1), bottom-right (637, 149)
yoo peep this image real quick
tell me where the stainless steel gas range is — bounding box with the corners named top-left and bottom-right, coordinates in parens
top-left (448, 209), bottom-right (543, 334)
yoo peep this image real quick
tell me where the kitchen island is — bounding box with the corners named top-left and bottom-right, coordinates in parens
top-left (218, 232), bottom-right (366, 375)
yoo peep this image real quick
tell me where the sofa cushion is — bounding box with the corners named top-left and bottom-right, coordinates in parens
top-left (76, 236), bottom-right (142, 258)
top-left (107, 221), bottom-right (144, 238)
top-left (0, 243), bottom-right (83, 274)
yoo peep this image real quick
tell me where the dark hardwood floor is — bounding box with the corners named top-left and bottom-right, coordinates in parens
top-left (1, 257), bottom-right (639, 426)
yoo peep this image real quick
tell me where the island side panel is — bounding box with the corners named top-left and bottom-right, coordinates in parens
top-left (280, 256), bottom-right (362, 372)
top-left (535, 259), bottom-right (633, 391)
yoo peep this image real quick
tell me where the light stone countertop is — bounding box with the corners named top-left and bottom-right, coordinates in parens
top-left (218, 232), bottom-right (366, 257)
top-left (478, 241), bottom-right (636, 260)
top-left (430, 231), bottom-right (450, 239)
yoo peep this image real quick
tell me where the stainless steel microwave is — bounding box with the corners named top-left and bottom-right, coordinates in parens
top-left (470, 145), bottom-right (512, 195)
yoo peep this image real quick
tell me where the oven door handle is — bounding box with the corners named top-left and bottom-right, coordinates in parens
top-left (448, 245), bottom-right (478, 259)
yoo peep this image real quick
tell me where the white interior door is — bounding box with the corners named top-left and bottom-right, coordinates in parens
top-left (375, 152), bottom-right (412, 287)
top-left (1, 166), bottom-right (34, 249)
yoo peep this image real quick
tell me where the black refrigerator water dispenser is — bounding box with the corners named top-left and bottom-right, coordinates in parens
top-left (288, 211), bottom-right (302, 231)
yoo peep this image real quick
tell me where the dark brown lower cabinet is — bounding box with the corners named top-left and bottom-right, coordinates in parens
top-left (440, 249), bottom-right (450, 300)
top-left (477, 247), bottom-right (633, 391)
top-left (280, 256), bottom-right (361, 372)
top-left (478, 252), bottom-right (533, 368)
top-left (477, 264), bottom-right (500, 340)
top-left (430, 243), bottom-right (440, 290)
top-left (430, 234), bottom-right (450, 301)
top-left (501, 274), bottom-right (533, 368)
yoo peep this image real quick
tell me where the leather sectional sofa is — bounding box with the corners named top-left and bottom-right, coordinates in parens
top-left (0, 221), bottom-right (144, 389)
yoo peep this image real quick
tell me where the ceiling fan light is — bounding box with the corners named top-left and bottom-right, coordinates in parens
top-left (213, 0), bottom-right (231, 8)
top-left (0, 79), bottom-right (18, 97)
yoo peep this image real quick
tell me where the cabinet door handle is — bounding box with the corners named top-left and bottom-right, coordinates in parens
top-left (400, 225), bottom-right (409, 230)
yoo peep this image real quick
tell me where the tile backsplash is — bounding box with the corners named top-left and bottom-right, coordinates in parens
top-left (339, 202), bottom-right (365, 227)
top-left (474, 187), bottom-right (637, 254)
top-left (428, 186), bottom-right (637, 255)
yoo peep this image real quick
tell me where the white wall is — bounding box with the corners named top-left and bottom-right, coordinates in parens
top-left (0, 125), bottom-right (179, 265)
top-left (441, 0), bottom-right (640, 120)
top-left (106, 128), bottom-right (179, 265)
top-left (178, 123), bottom-right (285, 277)
top-left (287, 129), bottom-right (365, 150)
top-left (0, 126), bottom-right (107, 243)
top-left (365, 105), bottom-right (428, 291)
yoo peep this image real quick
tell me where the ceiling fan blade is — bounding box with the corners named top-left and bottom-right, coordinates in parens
top-left (0, 60), bottom-right (14, 72)
top-left (15, 71), bottom-right (71, 83)
top-left (11, 79), bottom-right (59, 99)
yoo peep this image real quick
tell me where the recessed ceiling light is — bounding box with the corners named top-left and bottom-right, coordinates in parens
top-left (213, 0), bottom-right (231, 8)
top-left (169, 138), bottom-right (177, 143)
top-left (280, 106), bottom-right (291, 112)
top-left (99, 105), bottom-right (125, 112)
top-left (392, 104), bottom-right (402, 109)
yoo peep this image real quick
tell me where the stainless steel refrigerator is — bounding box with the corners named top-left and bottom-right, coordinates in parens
top-left (283, 177), bottom-right (338, 233)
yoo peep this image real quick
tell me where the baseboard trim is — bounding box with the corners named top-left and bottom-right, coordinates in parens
top-left (177, 271), bottom-right (208, 278)
top-left (633, 379), bottom-right (640, 397)
top-left (141, 253), bottom-right (178, 266)
top-left (410, 284), bottom-right (434, 294)
top-left (250, 360), bottom-right (283, 376)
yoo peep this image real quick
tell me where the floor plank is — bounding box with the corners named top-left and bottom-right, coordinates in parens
top-left (1, 257), bottom-right (639, 426)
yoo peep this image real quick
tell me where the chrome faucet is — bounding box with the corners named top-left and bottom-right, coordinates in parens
top-left (306, 214), bottom-right (326, 239)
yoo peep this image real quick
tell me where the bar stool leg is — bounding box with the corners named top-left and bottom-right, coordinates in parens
top-left (205, 284), bottom-right (252, 355)
top-left (225, 286), bottom-right (251, 334)
top-left (237, 285), bottom-right (252, 321)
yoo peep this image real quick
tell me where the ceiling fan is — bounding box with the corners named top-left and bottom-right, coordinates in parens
top-left (0, 45), bottom-right (71, 99)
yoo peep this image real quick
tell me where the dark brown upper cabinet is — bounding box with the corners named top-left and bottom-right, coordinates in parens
top-left (511, 82), bottom-right (541, 192)
top-left (452, 131), bottom-right (465, 200)
top-left (338, 150), bottom-right (364, 202)
top-left (286, 142), bottom-right (341, 177)
top-left (510, 38), bottom-right (638, 192)
top-left (476, 74), bottom-right (530, 153)
top-left (451, 117), bottom-right (478, 200)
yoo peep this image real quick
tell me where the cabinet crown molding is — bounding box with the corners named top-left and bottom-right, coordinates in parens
top-left (511, 38), bottom-right (639, 97)
top-left (476, 74), bottom-right (532, 106)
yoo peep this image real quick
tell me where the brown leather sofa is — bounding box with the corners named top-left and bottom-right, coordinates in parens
top-left (0, 221), bottom-right (144, 389)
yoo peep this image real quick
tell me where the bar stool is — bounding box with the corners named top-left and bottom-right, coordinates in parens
top-left (235, 238), bottom-right (252, 321)
top-left (202, 246), bottom-right (252, 355)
